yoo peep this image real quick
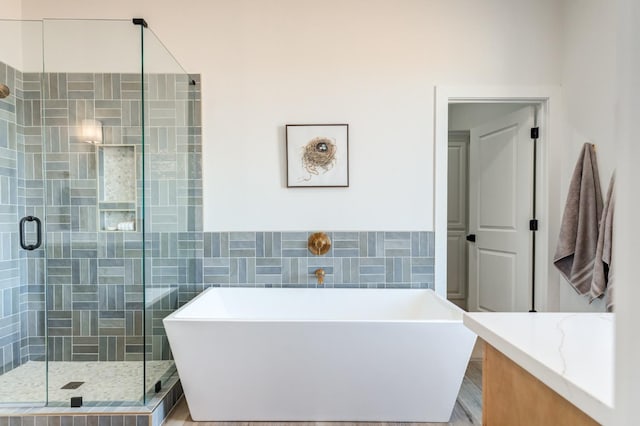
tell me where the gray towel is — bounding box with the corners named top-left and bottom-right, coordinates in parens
top-left (590, 173), bottom-right (615, 311)
top-left (553, 143), bottom-right (603, 294)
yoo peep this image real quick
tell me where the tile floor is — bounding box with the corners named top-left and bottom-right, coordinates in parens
top-left (0, 361), bottom-right (175, 405)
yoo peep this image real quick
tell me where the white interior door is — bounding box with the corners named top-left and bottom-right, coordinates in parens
top-left (447, 132), bottom-right (469, 309)
top-left (467, 106), bottom-right (534, 312)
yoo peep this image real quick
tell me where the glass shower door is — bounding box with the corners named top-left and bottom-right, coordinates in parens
top-left (140, 24), bottom-right (198, 403)
top-left (41, 19), bottom-right (146, 406)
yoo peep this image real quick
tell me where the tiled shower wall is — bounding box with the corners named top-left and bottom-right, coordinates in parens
top-left (0, 61), bottom-right (23, 374)
top-left (0, 64), bottom-right (203, 366)
top-left (0, 61), bottom-right (45, 374)
top-left (41, 71), bottom-right (202, 362)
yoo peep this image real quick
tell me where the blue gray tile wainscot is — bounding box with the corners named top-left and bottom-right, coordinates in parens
top-left (144, 230), bottom-right (433, 358)
top-left (199, 231), bottom-right (434, 291)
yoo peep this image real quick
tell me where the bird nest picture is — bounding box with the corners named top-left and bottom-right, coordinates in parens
top-left (286, 124), bottom-right (349, 187)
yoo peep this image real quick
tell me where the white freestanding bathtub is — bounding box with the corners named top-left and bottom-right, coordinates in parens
top-left (163, 288), bottom-right (476, 422)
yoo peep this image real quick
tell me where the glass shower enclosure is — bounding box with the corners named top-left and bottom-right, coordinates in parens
top-left (0, 18), bottom-right (198, 407)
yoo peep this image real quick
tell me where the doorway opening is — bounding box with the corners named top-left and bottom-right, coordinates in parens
top-left (446, 103), bottom-right (539, 312)
top-left (434, 86), bottom-right (561, 313)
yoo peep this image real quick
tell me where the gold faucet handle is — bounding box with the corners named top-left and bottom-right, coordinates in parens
top-left (314, 268), bottom-right (325, 285)
top-left (308, 232), bottom-right (331, 256)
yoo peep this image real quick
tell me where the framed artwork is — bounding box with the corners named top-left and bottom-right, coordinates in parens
top-left (286, 124), bottom-right (349, 187)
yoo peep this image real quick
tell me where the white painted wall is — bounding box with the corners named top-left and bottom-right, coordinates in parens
top-left (556, 0), bottom-right (617, 312)
top-left (0, 1), bottom-right (30, 71)
top-left (0, 20), bottom-right (25, 70)
top-left (31, 19), bottom-right (186, 74)
top-left (0, 21), bottom-right (42, 85)
top-left (614, 0), bottom-right (640, 423)
top-left (21, 0), bottom-right (563, 231)
top-left (3, 0), bottom-right (21, 18)
top-left (40, 20), bottom-right (140, 73)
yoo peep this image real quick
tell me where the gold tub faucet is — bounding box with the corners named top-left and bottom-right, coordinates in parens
top-left (314, 268), bottom-right (325, 286)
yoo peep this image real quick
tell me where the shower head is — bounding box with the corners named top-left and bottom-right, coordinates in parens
top-left (0, 84), bottom-right (9, 99)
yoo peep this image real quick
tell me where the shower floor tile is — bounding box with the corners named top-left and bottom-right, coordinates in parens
top-left (0, 361), bottom-right (174, 405)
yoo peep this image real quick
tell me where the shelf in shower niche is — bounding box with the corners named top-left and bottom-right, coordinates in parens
top-left (100, 210), bottom-right (136, 232)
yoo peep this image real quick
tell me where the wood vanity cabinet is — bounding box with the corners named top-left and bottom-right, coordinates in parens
top-left (483, 343), bottom-right (599, 426)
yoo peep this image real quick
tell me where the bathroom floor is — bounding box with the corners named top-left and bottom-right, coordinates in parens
top-left (0, 360), bottom-right (175, 405)
top-left (163, 360), bottom-right (483, 426)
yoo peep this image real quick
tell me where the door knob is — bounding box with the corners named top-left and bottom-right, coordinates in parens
top-left (466, 234), bottom-right (476, 242)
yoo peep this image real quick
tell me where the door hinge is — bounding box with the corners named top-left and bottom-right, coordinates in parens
top-left (529, 219), bottom-right (538, 231)
top-left (530, 127), bottom-right (539, 139)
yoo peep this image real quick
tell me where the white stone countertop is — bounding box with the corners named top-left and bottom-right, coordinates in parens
top-left (463, 312), bottom-right (614, 425)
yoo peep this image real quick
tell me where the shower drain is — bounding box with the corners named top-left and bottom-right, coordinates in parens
top-left (60, 381), bottom-right (84, 390)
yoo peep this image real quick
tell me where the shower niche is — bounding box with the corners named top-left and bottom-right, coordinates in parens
top-left (97, 145), bottom-right (137, 231)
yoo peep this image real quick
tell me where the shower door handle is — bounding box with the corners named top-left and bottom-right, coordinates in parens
top-left (19, 216), bottom-right (42, 250)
